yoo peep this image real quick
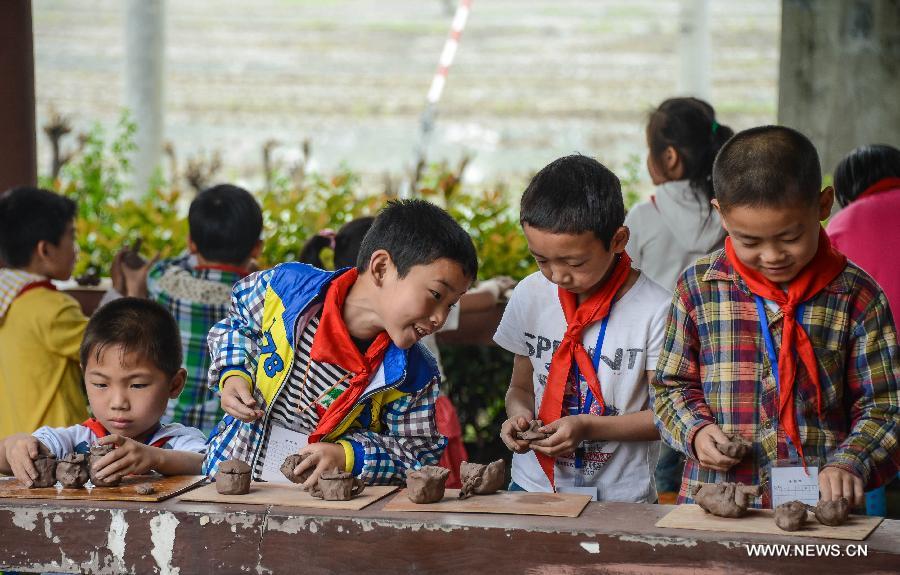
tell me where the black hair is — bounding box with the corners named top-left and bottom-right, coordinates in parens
top-left (298, 217), bottom-right (375, 270)
top-left (0, 187), bottom-right (77, 268)
top-left (519, 154), bottom-right (623, 248)
top-left (80, 298), bottom-right (183, 377)
top-left (833, 144), bottom-right (900, 207)
top-left (713, 125), bottom-right (822, 210)
top-left (647, 97), bottom-right (734, 205)
top-left (188, 184), bottom-right (263, 265)
top-left (356, 200), bottom-right (477, 280)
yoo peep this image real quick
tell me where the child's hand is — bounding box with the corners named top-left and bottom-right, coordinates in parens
top-left (500, 414), bottom-right (534, 454)
top-left (692, 424), bottom-right (741, 472)
top-left (819, 466), bottom-right (865, 507)
top-left (293, 443), bottom-right (347, 491)
top-left (220, 376), bottom-right (265, 422)
top-left (529, 416), bottom-right (590, 458)
top-left (4, 435), bottom-right (45, 487)
top-left (91, 435), bottom-right (158, 483)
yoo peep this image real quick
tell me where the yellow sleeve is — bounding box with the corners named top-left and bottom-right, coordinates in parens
top-left (41, 295), bottom-right (89, 363)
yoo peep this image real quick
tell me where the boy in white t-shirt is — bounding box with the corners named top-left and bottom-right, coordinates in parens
top-left (0, 298), bottom-right (206, 485)
top-left (495, 154), bottom-right (670, 503)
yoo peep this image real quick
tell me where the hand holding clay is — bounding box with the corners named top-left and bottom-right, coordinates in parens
top-left (3, 434), bottom-right (46, 488)
top-left (459, 459), bottom-right (506, 499)
top-left (693, 482), bottom-right (761, 518)
top-left (406, 466), bottom-right (450, 504)
top-left (500, 414), bottom-right (537, 454)
top-left (56, 453), bottom-right (90, 488)
top-left (215, 459), bottom-right (252, 495)
top-left (692, 425), bottom-right (741, 472)
top-left (516, 420), bottom-right (551, 442)
top-left (220, 376), bottom-right (265, 422)
top-left (280, 453), bottom-right (314, 484)
top-left (294, 442), bottom-right (347, 491)
top-left (90, 434), bottom-right (158, 484)
top-left (528, 416), bottom-right (590, 458)
top-left (89, 444), bottom-right (122, 487)
top-left (714, 434), bottom-right (752, 460)
top-left (774, 500), bottom-right (809, 531)
top-left (309, 468), bottom-right (365, 501)
top-left (812, 497), bottom-right (850, 526)
top-left (818, 466), bottom-right (865, 507)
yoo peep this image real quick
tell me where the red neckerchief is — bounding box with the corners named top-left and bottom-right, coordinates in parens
top-left (194, 263), bottom-right (250, 277)
top-left (537, 251), bottom-right (633, 488)
top-left (857, 177), bottom-right (900, 201)
top-left (308, 268), bottom-right (392, 443)
top-left (80, 418), bottom-right (170, 448)
top-left (16, 280), bottom-right (57, 299)
top-left (725, 228), bottom-right (846, 465)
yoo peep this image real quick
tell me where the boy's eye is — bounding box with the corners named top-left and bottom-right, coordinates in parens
top-left (131, 383), bottom-right (150, 389)
top-left (90, 383), bottom-right (107, 389)
top-left (568, 261), bottom-right (585, 268)
top-left (430, 290), bottom-right (442, 300)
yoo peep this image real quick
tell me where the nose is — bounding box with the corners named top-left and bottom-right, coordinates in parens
top-left (548, 264), bottom-right (571, 286)
top-left (109, 388), bottom-right (130, 411)
top-left (429, 306), bottom-right (449, 329)
top-left (760, 245), bottom-right (787, 265)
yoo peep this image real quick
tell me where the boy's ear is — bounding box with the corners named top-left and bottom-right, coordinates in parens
top-left (819, 186), bottom-right (835, 221)
top-left (249, 239), bottom-right (263, 260)
top-left (710, 199), bottom-right (729, 230)
top-left (188, 238), bottom-right (199, 254)
top-left (611, 226), bottom-right (630, 253)
top-left (366, 249), bottom-right (393, 286)
top-left (168, 368), bottom-right (188, 399)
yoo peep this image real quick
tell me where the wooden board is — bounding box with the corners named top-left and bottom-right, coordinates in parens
top-left (0, 474), bottom-right (206, 503)
top-left (179, 482), bottom-right (398, 511)
top-left (656, 504), bottom-right (884, 541)
top-left (382, 489), bottom-right (591, 518)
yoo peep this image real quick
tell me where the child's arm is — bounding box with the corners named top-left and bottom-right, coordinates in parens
top-left (90, 435), bottom-right (204, 482)
top-left (822, 291), bottom-right (900, 504)
top-left (500, 354), bottom-right (537, 453)
top-left (0, 434), bottom-right (51, 487)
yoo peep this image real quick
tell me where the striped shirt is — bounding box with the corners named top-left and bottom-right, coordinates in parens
top-left (652, 249), bottom-right (900, 508)
top-left (254, 314), bottom-right (352, 477)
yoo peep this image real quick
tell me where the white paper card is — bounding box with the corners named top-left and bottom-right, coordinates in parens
top-left (259, 426), bottom-right (309, 483)
top-left (556, 485), bottom-right (598, 501)
top-left (771, 465), bottom-right (819, 507)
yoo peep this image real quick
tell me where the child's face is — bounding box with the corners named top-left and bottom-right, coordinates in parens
top-left (714, 190), bottom-right (833, 283)
top-left (523, 224), bottom-right (628, 297)
top-left (41, 220), bottom-right (78, 280)
top-left (83, 344), bottom-right (186, 441)
top-left (375, 257), bottom-right (471, 350)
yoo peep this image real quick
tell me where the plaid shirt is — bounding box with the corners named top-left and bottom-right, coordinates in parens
top-left (202, 266), bottom-right (445, 483)
top-left (147, 255), bottom-right (244, 436)
top-left (652, 249), bottom-right (900, 508)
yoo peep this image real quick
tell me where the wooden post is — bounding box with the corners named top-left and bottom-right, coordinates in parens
top-left (0, 0), bottom-right (37, 190)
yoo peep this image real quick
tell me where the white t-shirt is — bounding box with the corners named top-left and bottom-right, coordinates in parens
top-left (33, 421), bottom-right (208, 458)
top-left (493, 271), bottom-right (670, 503)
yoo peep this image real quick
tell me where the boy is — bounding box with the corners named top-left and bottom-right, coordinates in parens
top-left (111, 184), bottom-right (263, 436)
top-left (0, 187), bottom-right (88, 436)
top-left (0, 298), bottom-right (207, 485)
top-left (496, 155), bottom-right (670, 502)
top-left (203, 199), bottom-right (477, 488)
top-left (653, 126), bottom-right (900, 508)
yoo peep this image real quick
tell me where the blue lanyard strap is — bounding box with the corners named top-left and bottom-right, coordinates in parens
top-left (572, 309), bottom-right (611, 472)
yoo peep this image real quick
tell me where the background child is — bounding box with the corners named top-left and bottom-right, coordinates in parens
top-left (0, 187), bottom-right (88, 436)
top-left (827, 144), bottom-right (900, 323)
top-left (110, 184), bottom-right (263, 436)
top-left (624, 97), bottom-right (733, 501)
top-left (203, 199), bottom-right (478, 489)
top-left (653, 126), bottom-right (900, 508)
top-left (496, 154), bottom-right (669, 503)
top-left (0, 298), bottom-right (207, 485)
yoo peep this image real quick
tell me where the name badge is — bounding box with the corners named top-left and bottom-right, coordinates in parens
top-left (771, 464), bottom-right (819, 507)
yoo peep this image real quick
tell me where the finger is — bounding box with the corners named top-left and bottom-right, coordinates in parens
top-left (10, 458), bottom-right (35, 486)
top-left (818, 472), bottom-right (832, 502)
top-left (841, 474), bottom-right (854, 504)
top-left (99, 434), bottom-right (125, 447)
top-left (95, 455), bottom-right (132, 481)
top-left (223, 396), bottom-right (258, 421)
top-left (92, 449), bottom-right (125, 473)
top-left (852, 478), bottom-right (865, 508)
top-left (301, 457), bottom-right (328, 491)
top-left (706, 425), bottom-right (731, 445)
top-left (26, 440), bottom-right (39, 459)
top-left (235, 386), bottom-right (258, 409)
top-left (827, 473), bottom-right (842, 502)
top-left (294, 452), bottom-right (317, 477)
top-left (514, 416), bottom-right (531, 431)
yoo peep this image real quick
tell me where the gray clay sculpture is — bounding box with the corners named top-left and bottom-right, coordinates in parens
top-left (280, 453), bottom-right (314, 484)
top-left (516, 420), bottom-right (551, 441)
top-left (693, 482), bottom-right (761, 518)
top-left (215, 459), bottom-right (252, 495)
top-left (310, 468), bottom-right (365, 501)
top-left (774, 500), bottom-right (808, 531)
top-left (406, 465), bottom-right (449, 504)
top-left (89, 444), bottom-right (121, 487)
top-left (459, 459), bottom-right (506, 499)
top-left (30, 453), bottom-right (57, 488)
top-left (714, 434), bottom-right (753, 459)
top-left (56, 453), bottom-right (89, 488)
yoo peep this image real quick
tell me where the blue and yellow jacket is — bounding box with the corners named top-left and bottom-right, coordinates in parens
top-left (202, 263), bottom-right (446, 482)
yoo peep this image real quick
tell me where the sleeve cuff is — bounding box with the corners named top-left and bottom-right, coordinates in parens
top-left (685, 419), bottom-right (715, 461)
top-left (219, 367), bottom-right (254, 391)
top-left (336, 439), bottom-right (364, 475)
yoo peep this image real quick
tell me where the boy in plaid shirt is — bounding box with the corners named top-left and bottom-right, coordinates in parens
top-left (203, 200), bottom-right (477, 488)
top-left (114, 185), bottom-right (262, 435)
top-left (653, 126), bottom-right (900, 508)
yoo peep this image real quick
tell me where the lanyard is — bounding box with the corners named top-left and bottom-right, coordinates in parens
top-left (754, 296), bottom-right (805, 453)
top-left (570, 308), bottom-right (612, 474)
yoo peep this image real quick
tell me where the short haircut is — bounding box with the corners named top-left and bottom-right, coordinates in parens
top-left (0, 187), bottom-right (77, 268)
top-left (80, 298), bottom-right (183, 377)
top-left (188, 184), bottom-right (263, 265)
top-left (357, 200), bottom-right (478, 280)
top-left (833, 144), bottom-right (900, 207)
top-left (713, 125), bottom-right (822, 210)
top-left (519, 154), bottom-right (624, 248)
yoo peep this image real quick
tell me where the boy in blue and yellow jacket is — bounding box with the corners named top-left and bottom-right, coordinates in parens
top-left (203, 200), bottom-right (478, 487)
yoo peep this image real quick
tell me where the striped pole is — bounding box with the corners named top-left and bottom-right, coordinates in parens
top-left (404, 0), bottom-right (473, 197)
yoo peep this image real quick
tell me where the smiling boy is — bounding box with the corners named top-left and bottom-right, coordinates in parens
top-left (653, 126), bottom-right (900, 508)
top-left (203, 199), bottom-right (477, 488)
